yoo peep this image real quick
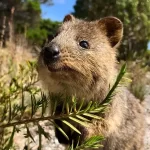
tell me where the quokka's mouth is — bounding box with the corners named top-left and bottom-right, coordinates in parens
top-left (46, 64), bottom-right (78, 73)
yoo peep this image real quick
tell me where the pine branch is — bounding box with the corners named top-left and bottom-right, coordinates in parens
top-left (0, 62), bottom-right (127, 149)
top-left (72, 136), bottom-right (104, 150)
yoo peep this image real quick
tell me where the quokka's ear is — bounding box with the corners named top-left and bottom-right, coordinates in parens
top-left (63, 14), bottom-right (75, 22)
top-left (98, 17), bottom-right (123, 47)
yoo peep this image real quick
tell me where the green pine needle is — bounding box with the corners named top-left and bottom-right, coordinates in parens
top-left (62, 120), bottom-right (81, 135)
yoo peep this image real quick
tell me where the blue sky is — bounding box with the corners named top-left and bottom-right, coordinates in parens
top-left (41, 0), bottom-right (76, 22)
top-left (148, 42), bottom-right (150, 50)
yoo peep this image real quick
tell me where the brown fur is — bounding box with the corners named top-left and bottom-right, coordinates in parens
top-left (37, 15), bottom-right (145, 150)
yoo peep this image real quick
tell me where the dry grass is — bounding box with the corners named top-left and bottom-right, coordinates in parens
top-left (0, 39), bottom-right (37, 77)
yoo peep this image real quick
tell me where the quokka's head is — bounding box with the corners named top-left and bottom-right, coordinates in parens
top-left (37, 14), bottom-right (123, 101)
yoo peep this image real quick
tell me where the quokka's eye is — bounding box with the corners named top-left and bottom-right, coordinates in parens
top-left (79, 40), bottom-right (89, 49)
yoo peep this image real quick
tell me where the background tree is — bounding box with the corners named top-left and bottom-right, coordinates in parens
top-left (0, 0), bottom-right (21, 47)
top-left (14, 0), bottom-right (41, 37)
top-left (0, 0), bottom-right (53, 47)
top-left (27, 19), bottom-right (60, 46)
top-left (73, 0), bottom-right (150, 60)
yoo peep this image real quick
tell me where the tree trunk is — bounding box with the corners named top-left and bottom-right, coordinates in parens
top-left (0, 15), bottom-right (6, 48)
top-left (8, 6), bottom-right (15, 43)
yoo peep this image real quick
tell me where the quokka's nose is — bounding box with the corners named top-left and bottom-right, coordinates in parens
top-left (43, 44), bottom-right (60, 64)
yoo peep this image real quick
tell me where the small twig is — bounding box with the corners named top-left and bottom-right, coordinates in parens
top-left (0, 107), bottom-right (102, 128)
top-left (0, 80), bottom-right (39, 102)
